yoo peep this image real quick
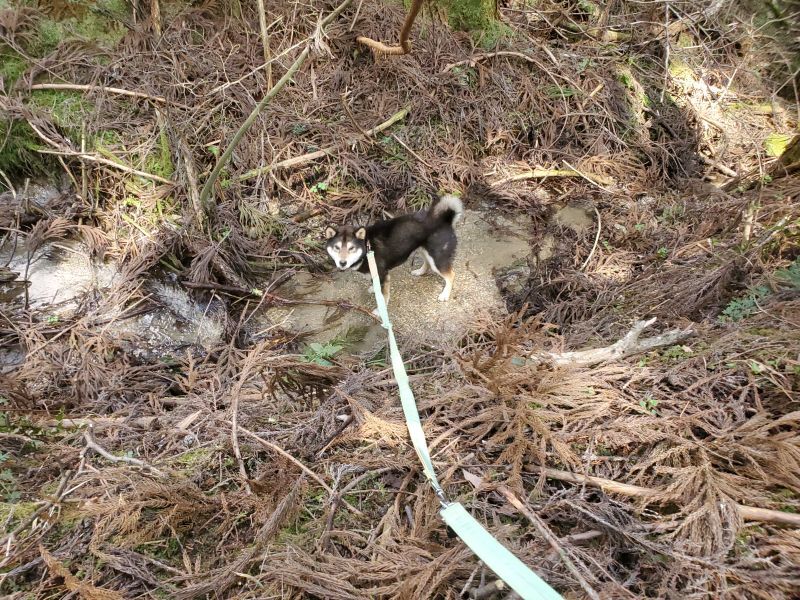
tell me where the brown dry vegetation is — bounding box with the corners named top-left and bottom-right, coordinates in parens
top-left (1, 0), bottom-right (799, 598)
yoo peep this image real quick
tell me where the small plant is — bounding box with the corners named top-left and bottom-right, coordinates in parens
top-left (775, 258), bottom-right (800, 290)
top-left (658, 204), bottom-right (685, 225)
top-left (546, 85), bottom-right (578, 99)
top-left (309, 181), bottom-right (329, 195)
top-left (719, 286), bottom-right (770, 323)
top-left (656, 247), bottom-right (669, 260)
top-left (747, 360), bottom-right (764, 375)
top-left (639, 394), bottom-right (659, 416)
top-left (663, 345), bottom-right (691, 360)
top-left (302, 341), bottom-right (343, 366)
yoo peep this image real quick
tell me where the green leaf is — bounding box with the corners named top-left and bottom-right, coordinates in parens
top-left (765, 132), bottom-right (793, 157)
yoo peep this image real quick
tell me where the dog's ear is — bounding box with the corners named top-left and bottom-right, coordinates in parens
top-left (324, 226), bottom-right (337, 239)
top-left (354, 227), bottom-right (366, 240)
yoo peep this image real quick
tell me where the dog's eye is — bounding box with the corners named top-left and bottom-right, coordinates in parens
top-left (346, 245), bottom-right (354, 251)
top-left (334, 244), bottom-right (341, 251)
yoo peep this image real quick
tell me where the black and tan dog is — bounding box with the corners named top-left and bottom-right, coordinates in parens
top-left (324, 195), bottom-right (463, 307)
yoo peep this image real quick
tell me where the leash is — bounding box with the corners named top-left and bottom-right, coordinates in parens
top-left (365, 251), bottom-right (563, 600)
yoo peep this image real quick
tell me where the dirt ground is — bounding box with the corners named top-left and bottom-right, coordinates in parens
top-left (1, 1), bottom-right (799, 599)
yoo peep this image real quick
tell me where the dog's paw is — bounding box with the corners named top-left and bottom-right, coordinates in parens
top-left (437, 292), bottom-right (450, 302)
top-left (411, 267), bottom-right (426, 277)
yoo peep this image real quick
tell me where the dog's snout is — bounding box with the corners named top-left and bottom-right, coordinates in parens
top-left (339, 260), bottom-right (347, 267)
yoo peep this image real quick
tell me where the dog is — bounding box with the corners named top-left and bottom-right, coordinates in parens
top-left (324, 194), bottom-right (463, 308)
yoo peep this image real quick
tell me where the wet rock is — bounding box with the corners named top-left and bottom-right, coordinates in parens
top-left (108, 281), bottom-right (226, 361)
top-left (0, 240), bottom-right (118, 315)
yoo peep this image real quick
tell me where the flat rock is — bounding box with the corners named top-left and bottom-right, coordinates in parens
top-left (260, 209), bottom-right (533, 352)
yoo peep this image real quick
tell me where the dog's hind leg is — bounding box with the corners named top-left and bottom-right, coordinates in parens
top-left (437, 269), bottom-right (454, 302)
top-left (425, 240), bottom-right (456, 302)
top-left (410, 249), bottom-right (430, 276)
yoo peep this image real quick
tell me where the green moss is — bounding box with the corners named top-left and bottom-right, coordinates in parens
top-left (0, 501), bottom-right (38, 526)
top-left (173, 447), bottom-right (216, 470)
top-left (445, 0), bottom-right (496, 31)
top-left (475, 20), bottom-right (513, 49)
top-left (0, 119), bottom-right (48, 176)
top-left (0, 52), bottom-right (27, 86)
top-left (145, 124), bottom-right (175, 179)
top-left (30, 90), bottom-right (91, 130)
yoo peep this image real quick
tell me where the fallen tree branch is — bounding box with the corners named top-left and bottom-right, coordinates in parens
top-left (83, 426), bottom-right (166, 477)
top-left (441, 50), bottom-right (539, 73)
top-left (529, 466), bottom-right (800, 527)
top-left (356, 0), bottom-right (422, 55)
top-left (532, 318), bottom-right (694, 366)
top-left (236, 105), bottom-right (409, 181)
top-left (230, 423), bottom-right (363, 516)
top-left (28, 82), bottom-right (168, 104)
top-left (181, 280), bottom-right (381, 322)
top-left (497, 484), bottom-right (601, 600)
top-left (198, 0), bottom-right (354, 211)
top-left (491, 167), bottom-right (614, 188)
top-left (28, 121), bottom-right (173, 185)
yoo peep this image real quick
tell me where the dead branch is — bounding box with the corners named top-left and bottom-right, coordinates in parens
top-left (356, 0), bottom-right (423, 55)
top-left (28, 120), bottom-right (173, 185)
top-left (83, 426), bottom-right (166, 477)
top-left (229, 423), bottom-right (363, 516)
top-left (27, 83), bottom-right (168, 104)
top-left (529, 466), bottom-right (800, 527)
top-left (198, 0), bottom-right (354, 211)
top-left (181, 280), bottom-right (380, 322)
top-left (237, 105), bottom-right (410, 181)
top-left (498, 484), bottom-right (601, 600)
top-left (532, 318), bottom-right (694, 366)
top-left (491, 167), bottom-right (615, 188)
top-left (441, 50), bottom-right (540, 73)
top-left (256, 0), bottom-right (273, 88)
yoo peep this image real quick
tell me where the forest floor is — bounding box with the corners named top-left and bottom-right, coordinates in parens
top-left (1, 1), bottom-right (799, 598)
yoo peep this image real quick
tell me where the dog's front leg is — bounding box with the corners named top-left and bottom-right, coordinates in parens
top-left (362, 271), bottom-right (374, 293)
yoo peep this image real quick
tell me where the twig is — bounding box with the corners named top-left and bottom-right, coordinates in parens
top-left (531, 318), bottom-right (694, 366)
top-left (528, 466), bottom-right (800, 526)
top-left (491, 167), bottom-right (614, 188)
top-left (28, 83), bottom-right (168, 104)
top-left (231, 424), bottom-right (363, 516)
top-left (498, 485), bottom-right (601, 600)
top-left (181, 280), bottom-right (381, 322)
top-left (0, 471), bottom-right (72, 550)
top-left (83, 426), bottom-right (166, 477)
top-left (209, 37), bottom-right (301, 94)
top-left (237, 105), bottom-right (410, 181)
top-left (700, 154), bottom-right (737, 178)
top-left (441, 50), bottom-right (538, 73)
top-left (340, 92), bottom-right (371, 139)
top-left (390, 132), bottom-right (433, 168)
top-left (198, 0), bottom-right (354, 210)
top-left (562, 160), bottom-right (615, 192)
top-left (28, 120), bottom-right (164, 182)
top-left (580, 206), bottom-right (602, 271)
top-left (256, 0), bottom-right (273, 88)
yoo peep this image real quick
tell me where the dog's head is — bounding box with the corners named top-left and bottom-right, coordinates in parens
top-left (324, 225), bottom-right (366, 270)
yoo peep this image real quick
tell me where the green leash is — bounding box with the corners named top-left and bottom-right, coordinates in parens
top-left (366, 251), bottom-right (563, 600)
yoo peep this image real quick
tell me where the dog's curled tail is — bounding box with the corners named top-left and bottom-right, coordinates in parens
top-left (429, 194), bottom-right (464, 226)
